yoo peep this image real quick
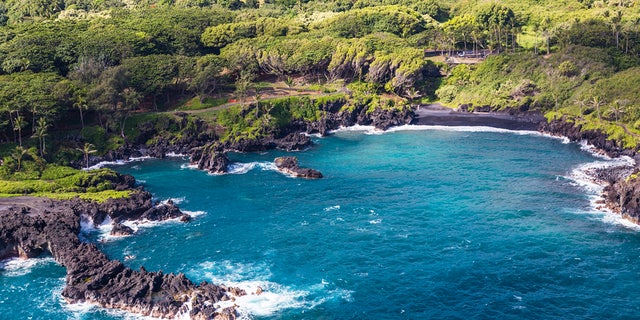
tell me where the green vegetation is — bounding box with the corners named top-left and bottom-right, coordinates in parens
top-left (0, 162), bottom-right (131, 202)
top-left (0, 0), bottom-right (640, 202)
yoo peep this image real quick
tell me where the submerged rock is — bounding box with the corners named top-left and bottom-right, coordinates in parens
top-left (274, 156), bottom-right (323, 179)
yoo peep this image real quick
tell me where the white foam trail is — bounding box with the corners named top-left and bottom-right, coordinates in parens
top-left (180, 163), bottom-right (199, 170)
top-left (564, 154), bottom-right (637, 230)
top-left (386, 124), bottom-right (540, 135)
top-left (329, 125), bottom-right (378, 135)
top-left (159, 197), bottom-right (186, 205)
top-left (303, 132), bottom-right (323, 138)
top-left (80, 215), bottom-right (113, 235)
top-left (189, 260), bottom-right (350, 319)
top-left (0, 257), bottom-right (56, 277)
top-left (182, 210), bottom-right (206, 218)
top-left (85, 156), bottom-right (153, 170)
top-left (63, 298), bottom-right (161, 320)
top-left (225, 162), bottom-right (278, 175)
top-left (369, 219), bottom-right (382, 224)
top-left (324, 205), bottom-right (341, 212)
top-left (166, 152), bottom-right (188, 158)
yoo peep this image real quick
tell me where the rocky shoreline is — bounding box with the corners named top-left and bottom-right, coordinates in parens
top-left (0, 174), bottom-right (246, 319)
top-left (90, 102), bottom-right (640, 224)
top-left (6, 101), bottom-right (640, 319)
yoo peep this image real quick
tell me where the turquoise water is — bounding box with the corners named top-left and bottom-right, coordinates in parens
top-left (2, 127), bottom-right (640, 319)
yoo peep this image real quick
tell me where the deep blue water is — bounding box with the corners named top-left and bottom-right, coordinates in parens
top-left (2, 127), bottom-right (640, 319)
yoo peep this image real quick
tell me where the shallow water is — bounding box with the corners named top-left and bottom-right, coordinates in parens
top-left (2, 128), bottom-right (640, 319)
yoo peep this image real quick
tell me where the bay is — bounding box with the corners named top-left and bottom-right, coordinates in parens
top-left (2, 128), bottom-right (640, 319)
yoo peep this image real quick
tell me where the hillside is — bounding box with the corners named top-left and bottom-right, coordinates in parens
top-left (0, 0), bottom-right (638, 187)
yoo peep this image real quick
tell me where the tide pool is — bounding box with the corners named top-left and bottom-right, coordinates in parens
top-left (2, 128), bottom-right (640, 319)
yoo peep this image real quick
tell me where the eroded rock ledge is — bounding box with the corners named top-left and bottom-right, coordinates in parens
top-left (540, 118), bottom-right (640, 223)
top-left (274, 156), bottom-right (323, 179)
top-left (0, 186), bottom-right (243, 319)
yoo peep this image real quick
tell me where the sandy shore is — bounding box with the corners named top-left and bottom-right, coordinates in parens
top-left (414, 104), bottom-right (545, 131)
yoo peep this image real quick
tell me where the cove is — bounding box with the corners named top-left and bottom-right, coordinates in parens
top-left (2, 128), bottom-right (640, 319)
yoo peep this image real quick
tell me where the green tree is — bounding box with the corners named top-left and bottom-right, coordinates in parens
top-left (10, 145), bottom-right (28, 172)
top-left (591, 96), bottom-right (604, 120)
top-left (12, 111), bottom-right (25, 147)
top-left (73, 95), bottom-right (88, 130)
top-left (76, 142), bottom-right (97, 169)
top-left (32, 117), bottom-right (48, 157)
top-left (119, 87), bottom-right (142, 138)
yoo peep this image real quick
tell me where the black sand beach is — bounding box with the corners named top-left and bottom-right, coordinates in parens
top-left (414, 104), bottom-right (545, 130)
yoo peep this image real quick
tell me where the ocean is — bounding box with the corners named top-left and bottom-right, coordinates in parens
top-left (2, 126), bottom-right (640, 319)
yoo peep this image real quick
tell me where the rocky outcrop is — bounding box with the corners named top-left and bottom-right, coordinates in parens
top-left (70, 190), bottom-right (191, 226)
top-left (539, 118), bottom-right (636, 158)
top-left (110, 223), bottom-right (134, 236)
top-left (191, 145), bottom-right (229, 174)
top-left (604, 170), bottom-right (640, 223)
top-left (0, 197), bottom-right (243, 319)
top-left (274, 156), bottom-right (323, 179)
top-left (540, 117), bottom-right (640, 223)
top-left (358, 106), bottom-right (415, 131)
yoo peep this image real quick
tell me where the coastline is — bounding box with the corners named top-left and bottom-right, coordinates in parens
top-left (4, 102), bottom-right (640, 319)
top-left (413, 103), bottom-right (545, 131)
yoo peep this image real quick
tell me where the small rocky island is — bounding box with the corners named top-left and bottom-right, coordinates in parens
top-left (0, 175), bottom-right (244, 319)
top-left (274, 156), bottom-right (323, 179)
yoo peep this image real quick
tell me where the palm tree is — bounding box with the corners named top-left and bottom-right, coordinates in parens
top-left (591, 96), bottom-right (604, 120)
top-left (573, 98), bottom-right (586, 115)
top-left (611, 99), bottom-right (629, 122)
top-left (32, 117), bottom-right (48, 157)
top-left (73, 96), bottom-right (88, 130)
top-left (12, 112), bottom-right (24, 147)
top-left (77, 143), bottom-right (97, 169)
top-left (11, 146), bottom-right (28, 172)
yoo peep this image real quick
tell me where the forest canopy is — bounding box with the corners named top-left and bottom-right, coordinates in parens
top-left (0, 0), bottom-right (639, 163)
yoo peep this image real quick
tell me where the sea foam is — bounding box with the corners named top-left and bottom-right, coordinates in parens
top-left (564, 154), bottom-right (637, 230)
top-left (85, 156), bottom-right (153, 170)
top-left (188, 260), bottom-right (350, 319)
top-left (0, 257), bottom-right (56, 277)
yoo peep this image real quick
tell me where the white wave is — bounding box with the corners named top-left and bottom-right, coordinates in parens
top-left (329, 125), bottom-right (378, 135)
top-left (183, 210), bottom-right (207, 218)
top-left (80, 215), bottom-right (113, 235)
top-left (226, 162), bottom-right (278, 175)
top-left (63, 298), bottom-right (161, 320)
top-left (227, 162), bottom-right (260, 174)
top-left (166, 152), bottom-right (188, 158)
top-left (387, 124), bottom-right (540, 135)
top-left (189, 260), bottom-right (349, 319)
top-left (567, 156), bottom-right (635, 192)
top-left (85, 156), bottom-right (153, 170)
top-left (564, 154), bottom-right (638, 230)
top-left (0, 257), bottom-right (56, 277)
top-left (369, 219), bottom-right (382, 224)
top-left (323, 205), bottom-right (341, 212)
top-left (303, 132), bottom-right (323, 138)
top-left (180, 163), bottom-right (199, 170)
top-left (160, 197), bottom-right (186, 205)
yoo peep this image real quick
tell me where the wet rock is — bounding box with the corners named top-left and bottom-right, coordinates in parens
top-left (141, 200), bottom-right (190, 221)
top-left (0, 196), bottom-right (244, 319)
top-left (110, 223), bottom-right (134, 236)
top-left (274, 156), bottom-right (323, 179)
top-left (192, 146), bottom-right (229, 174)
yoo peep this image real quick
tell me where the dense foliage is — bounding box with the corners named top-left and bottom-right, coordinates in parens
top-left (0, 0), bottom-right (639, 178)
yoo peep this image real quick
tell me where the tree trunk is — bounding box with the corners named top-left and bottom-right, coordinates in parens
top-left (79, 108), bottom-right (84, 129)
